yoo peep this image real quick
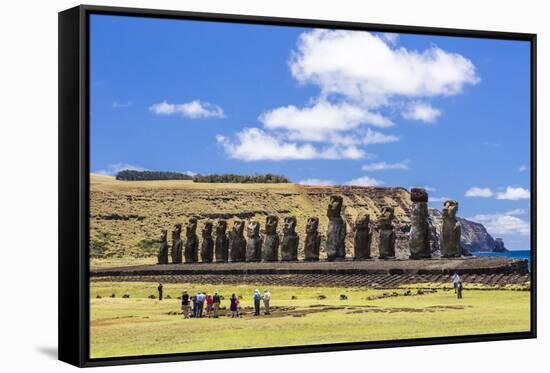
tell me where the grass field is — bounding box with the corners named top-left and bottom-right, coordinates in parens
top-left (90, 282), bottom-right (530, 358)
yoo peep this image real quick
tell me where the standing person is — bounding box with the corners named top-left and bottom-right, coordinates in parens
top-left (157, 283), bottom-right (163, 301)
top-left (205, 294), bottom-right (213, 317)
top-left (263, 289), bottom-right (271, 315)
top-left (451, 273), bottom-right (461, 294)
top-left (191, 294), bottom-right (198, 318)
top-left (181, 290), bottom-right (191, 319)
top-left (253, 289), bottom-right (261, 316)
top-left (212, 291), bottom-right (221, 318)
top-left (230, 293), bottom-right (238, 318)
top-left (197, 291), bottom-right (206, 318)
top-left (456, 280), bottom-right (463, 299)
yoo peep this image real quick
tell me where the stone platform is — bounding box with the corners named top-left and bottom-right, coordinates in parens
top-left (91, 256), bottom-right (528, 277)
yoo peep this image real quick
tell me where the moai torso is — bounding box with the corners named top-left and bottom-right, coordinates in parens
top-left (245, 221), bottom-right (262, 262)
top-left (377, 206), bottom-right (395, 259)
top-left (171, 224), bottom-right (183, 264)
top-left (158, 229), bottom-right (169, 264)
top-left (326, 195), bottom-right (346, 261)
top-left (184, 217), bottom-right (199, 263)
top-left (280, 216), bottom-right (299, 261)
top-left (409, 188), bottom-right (431, 259)
top-left (214, 220), bottom-right (229, 263)
top-left (440, 200), bottom-right (461, 257)
top-left (304, 217), bottom-right (321, 261)
top-left (200, 221), bottom-right (214, 263)
top-left (228, 220), bottom-right (246, 262)
top-left (354, 212), bottom-right (372, 260)
top-left (261, 215), bottom-right (280, 262)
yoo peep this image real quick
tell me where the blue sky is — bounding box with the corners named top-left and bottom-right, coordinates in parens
top-left (90, 15), bottom-right (531, 249)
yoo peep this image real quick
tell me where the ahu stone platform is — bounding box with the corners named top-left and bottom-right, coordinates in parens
top-left (91, 256), bottom-right (528, 278)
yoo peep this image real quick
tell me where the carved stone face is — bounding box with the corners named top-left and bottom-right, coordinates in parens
top-left (355, 213), bottom-right (370, 229)
top-left (265, 215), bottom-right (278, 235)
top-left (247, 221), bottom-right (260, 238)
top-left (202, 221), bottom-right (213, 236)
top-left (232, 220), bottom-right (245, 236)
top-left (327, 195), bottom-right (343, 218)
top-left (186, 217), bottom-right (198, 236)
top-left (173, 223), bottom-right (182, 237)
top-left (160, 229), bottom-right (167, 242)
top-left (283, 216), bottom-right (297, 235)
top-left (379, 206), bottom-right (394, 223)
top-left (306, 217), bottom-right (319, 234)
top-left (215, 220), bottom-right (227, 235)
top-left (410, 188), bottom-right (428, 203)
top-left (442, 200), bottom-right (458, 219)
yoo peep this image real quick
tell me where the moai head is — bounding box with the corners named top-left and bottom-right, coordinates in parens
top-left (185, 217), bottom-right (198, 237)
top-left (247, 220), bottom-right (260, 238)
top-left (232, 220), bottom-right (245, 237)
top-left (215, 220), bottom-right (227, 236)
top-left (202, 221), bottom-right (213, 237)
top-left (306, 217), bottom-right (319, 234)
top-left (265, 215), bottom-right (279, 235)
top-left (283, 216), bottom-right (297, 235)
top-left (378, 206), bottom-right (394, 225)
top-left (173, 223), bottom-right (182, 238)
top-left (410, 188), bottom-right (428, 203)
top-left (442, 200), bottom-right (459, 220)
top-left (160, 229), bottom-right (167, 242)
top-left (355, 212), bottom-right (370, 229)
top-left (327, 195), bottom-right (343, 218)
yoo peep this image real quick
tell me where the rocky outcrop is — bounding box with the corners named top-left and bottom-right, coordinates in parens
top-left (493, 238), bottom-right (508, 252)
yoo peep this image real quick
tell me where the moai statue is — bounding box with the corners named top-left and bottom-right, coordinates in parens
top-left (245, 221), bottom-right (262, 262)
top-left (228, 220), bottom-right (246, 262)
top-left (280, 216), bottom-right (299, 261)
top-left (200, 221), bottom-right (214, 263)
top-left (157, 229), bottom-right (169, 264)
top-left (440, 200), bottom-right (461, 257)
top-left (171, 224), bottom-right (183, 264)
top-left (304, 217), bottom-right (321, 261)
top-left (326, 195), bottom-right (346, 261)
top-left (409, 188), bottom-right (431, 259)
top-left (354, 212), bottom-right (372, 260)
top-left (214, 220), bottom-right (229, 263)
top-left (377, 206), bottom-right (395, 259)
top-left (184, 217), bottom-right (199, 263)
top-left (261, 215), bottom-right (280, 262)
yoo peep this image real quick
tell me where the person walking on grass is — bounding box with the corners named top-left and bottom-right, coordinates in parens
top-left (253, 289), bottom-right (261, 316)
top-left (230, 293), bottom-right (239, 318)
top-left (263, 289), bottom-right (271, 315)
top-left (157, 283), bottom-right (163, 301)
top-left (456, 280), bottom-right (463, 299)
top-left (212, 291), bottom-right (221, 318)
top-left (205, 294), bottom-right (213, 317)
top-left (451, 273), bottom-right (461, 294)
top-left (181, 290), bottom-right (191, 319)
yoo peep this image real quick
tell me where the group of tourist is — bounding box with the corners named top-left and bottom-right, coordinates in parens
top-left (170, 287), bottom-right (272, 318)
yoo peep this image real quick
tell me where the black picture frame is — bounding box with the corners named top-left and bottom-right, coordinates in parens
top-left (59, 4), bottom-right (537, 367)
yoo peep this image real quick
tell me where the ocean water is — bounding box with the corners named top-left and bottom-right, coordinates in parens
top-left (472, 250), bottom-right (531, 270)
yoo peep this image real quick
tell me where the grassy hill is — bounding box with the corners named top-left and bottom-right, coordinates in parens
top-left (90, 174), bottom-right (413, 266)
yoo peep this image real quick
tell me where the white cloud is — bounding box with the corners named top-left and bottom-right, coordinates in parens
top-left (468, 213), bottom-right (530, 237)
top-left (362, 128), bottom-right (400, 145)
top-left (216, 128), bottom-right (365, 161)
top-left (465, 186), bottom-right (494, 198)
top-left (505, 208), bottom-right (526, 216)
top-left (182, 170), bottom-right (197, 177)
top-left (149, 100), bottom-right (225, 119)
top-left (362, 160), bottom-right (409, 171)
top-left (259, 101), bottom-right (392, 143)
top-left (518, 165), bottom-right (529, 172)
top-left (95, 163), bottom-right (146, 176)
top-left (402, 102), bottom-right (441, 123)
top-left (112, 101), bottom-right (132, 108)
top-left (289, 29), bottom-right (479, 107)
top-left (345, 176), bottom-right (383, 186)
top-left (496, 187), bottom-right (530, 200)
top-left (381, 33), bottom-right (399, 45)
top-left (297, 178), bottom-right (335, 186)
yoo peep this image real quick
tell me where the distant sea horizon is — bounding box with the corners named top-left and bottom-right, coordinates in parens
top-left (472, 250), bottom-right (531, 270)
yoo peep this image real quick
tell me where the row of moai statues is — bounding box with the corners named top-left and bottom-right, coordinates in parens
top-left (158, 189), bottom-right (462, 264)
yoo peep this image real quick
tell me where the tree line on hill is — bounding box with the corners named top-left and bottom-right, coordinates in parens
top-left (115, 170), bottom-right (289, 183)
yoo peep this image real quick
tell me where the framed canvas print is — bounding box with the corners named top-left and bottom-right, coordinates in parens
top-left (58, 5), bottom-right (537, 367)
